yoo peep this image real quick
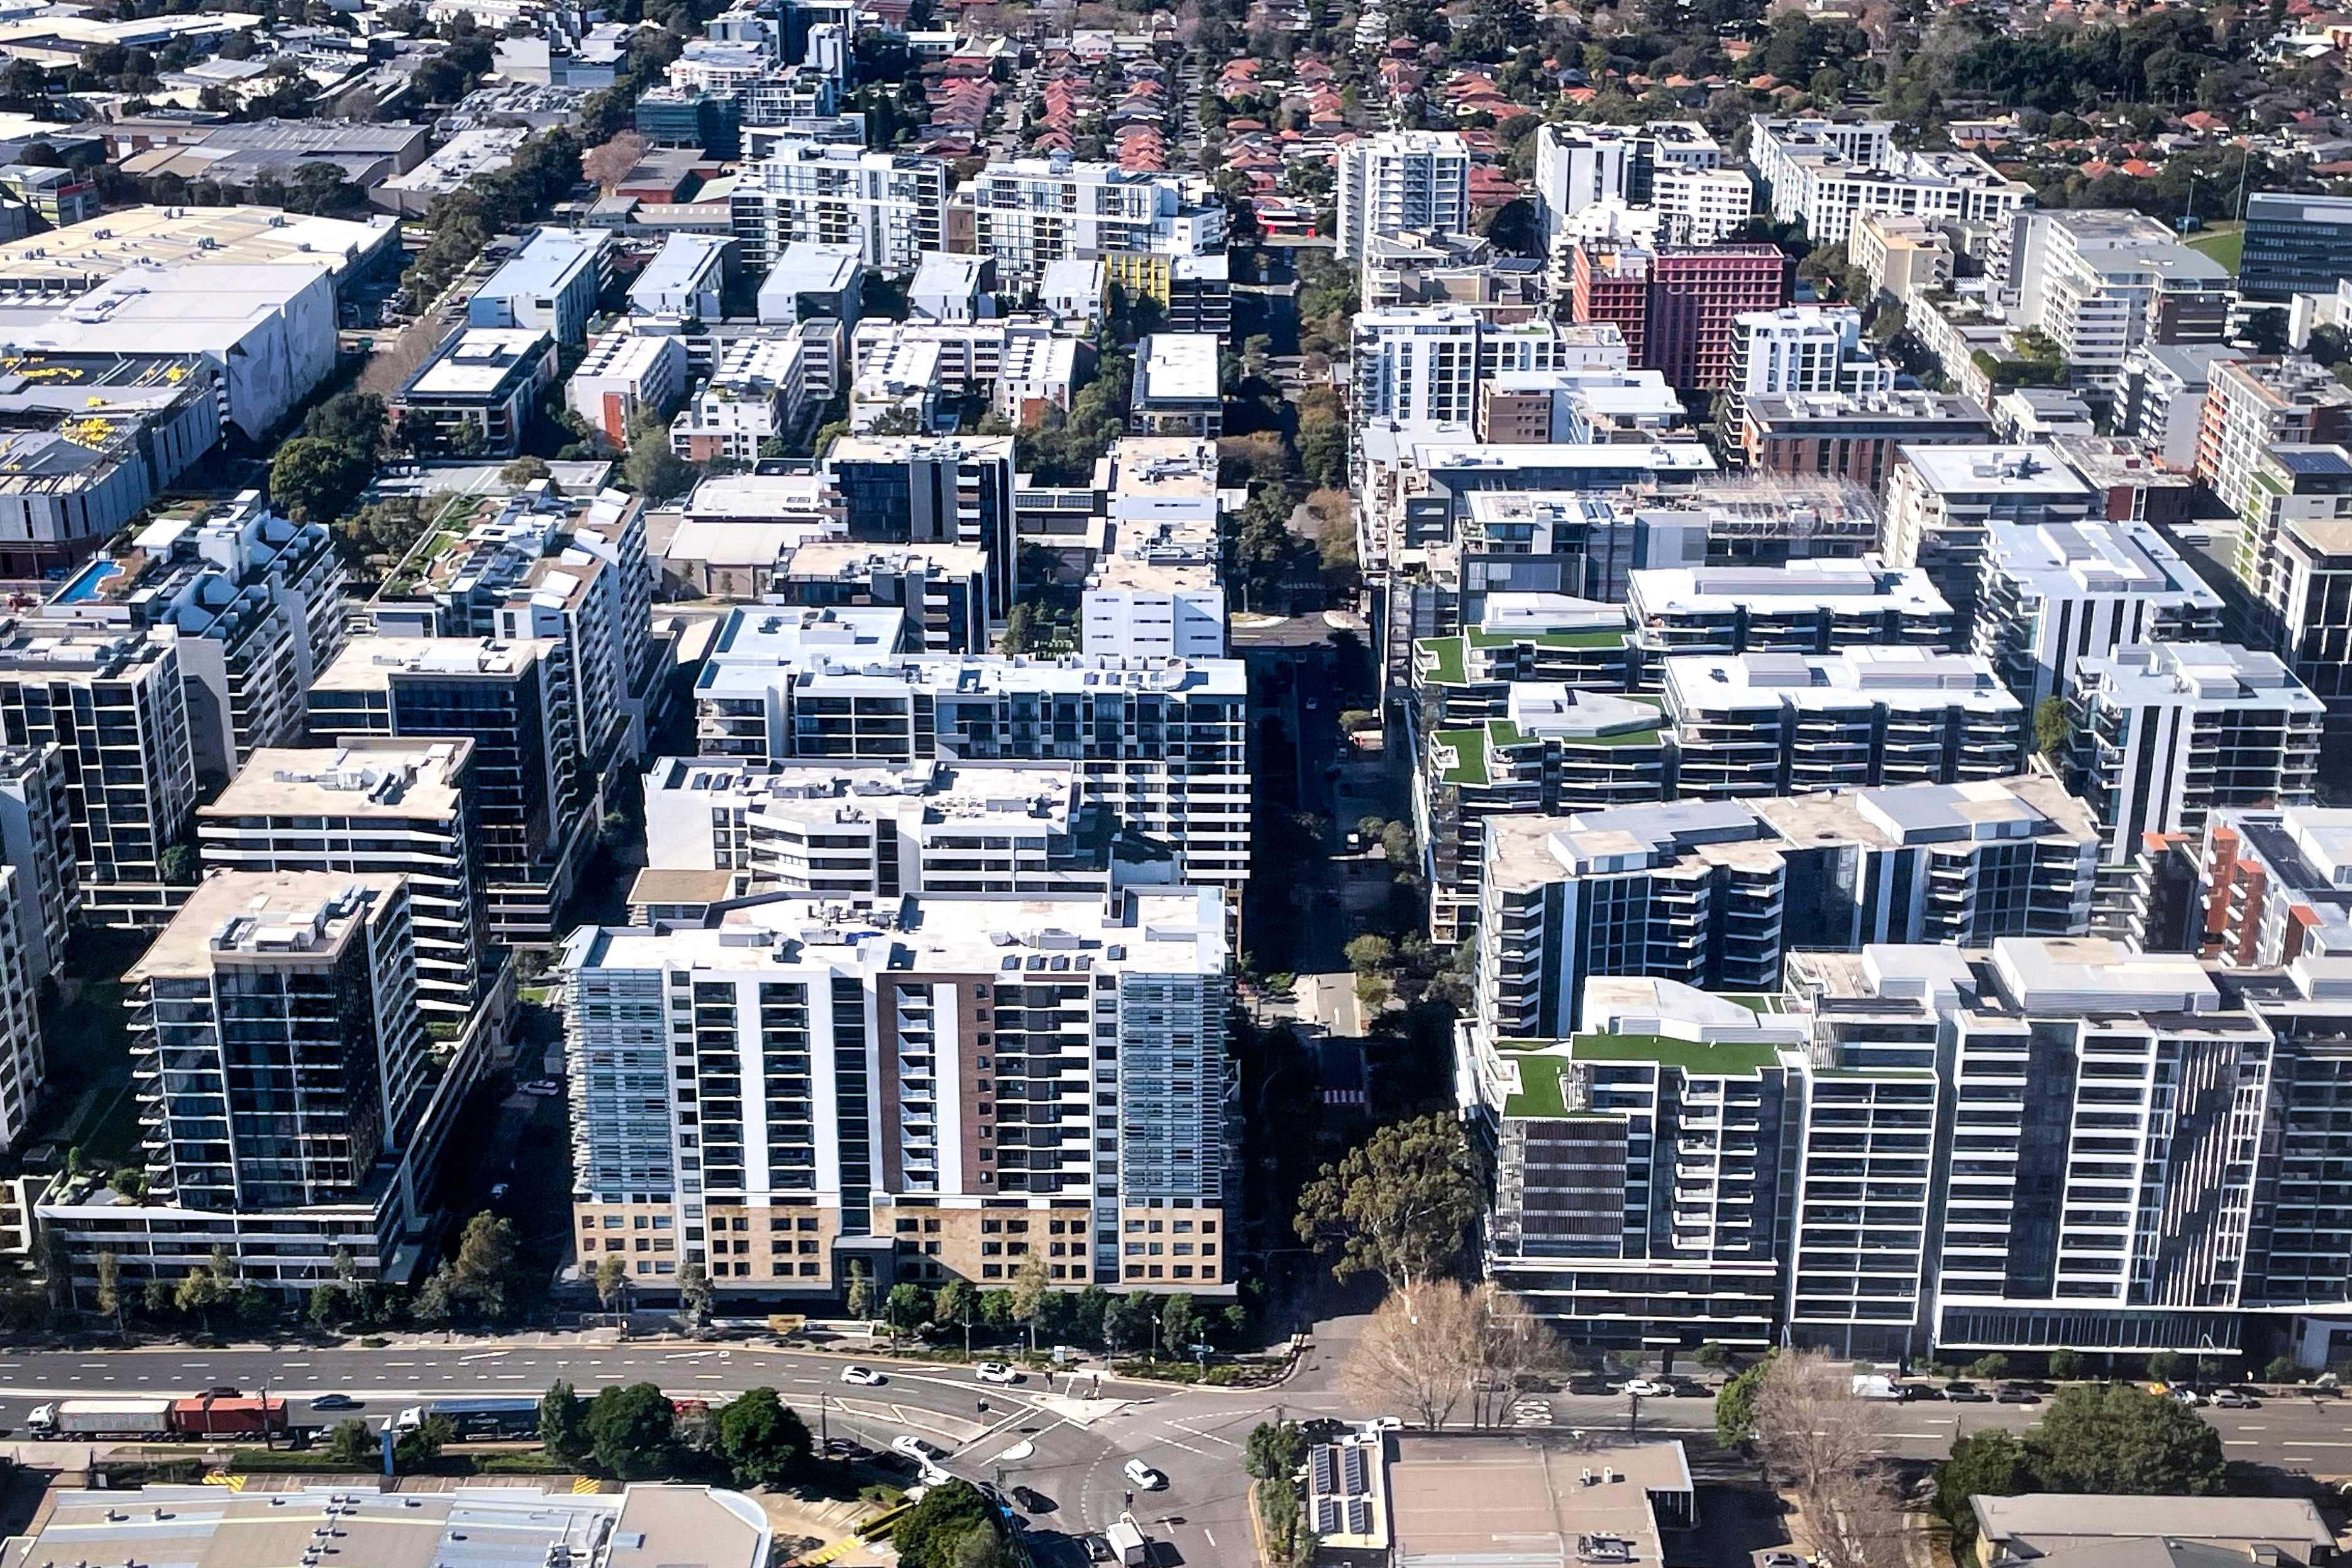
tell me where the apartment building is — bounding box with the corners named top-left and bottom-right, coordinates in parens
top-left (1665, 648), bottom-right (2024, 799)
top-left (1412, 596), bottom-right (1638, 731)
top-left (0, 621), bottom-right (198, 927)
top-left (946, 156), bottom-right (1224, 287)
top-left (1336, 131), bottom-right (1471, 261)
top-left (39, 874), bottom-right (448, 1295)
top-left (1350, 307), bottom-right (1481, 428)
top-left (728, 140), bottom-right (949, 273)
top-left (2256, 446), bottom-right (2352, 732)
top-left (1740, 390), bottom-right (1995, 491)
top-left (2124, 343), bottom-right (2246, 470)
top-left (0, 744), bottom-right (74, 985)
top-left (693, 636), bottom-right (1251, 902)
top-left (197, 740), bottom-right (487, 1022)
top-left (773, 542), bottom-right (989, 655)
top-left (640, 756), bottom-right (1107, 900)
top-left (2010, 211), bottom-right (2233, 392)
top-left (2198, 356), bottom-right (2352, 533)
top-left (561, 888), bottom-right (1232, 1296)
top-left (0, 866), bottom-right (43, 1149)
top-left (1654, 168), bottom-right (1753, 246)
top-left (40, 493), bottom-right (346, 791)
top-left (2197, 805), bottom-right (2352, 966)
top-left (1570, 243), bottom-right (1791, 391)
top-left (308, 637), bottom-right (592, 942)
top-left (468, 226), bottom-right (609, 346)
top-left (2241, 191), bottom-right (2352, 302)
top-left (1084, 434), bottom-right (1225, 660)
top-left (1625, 558), bottom-right (1952, 668)
top-left (2068, 641), bottom-right (2325, 868)
top-left (1882, 445), bottom-right (2097, 638)
top-left (1725, 307), bottom-right (1891, 428)
top-left (1750, 116), bottom-right (2029, 248)
top-left (1972, 518), bottom-right (2226, 726)
top-left (570, 331), bottom-right (692, 448)
top-left (1532, 121), bottom-right (1723, 251)
top-left (1420, 685), bottom-right (1671, 944)
top-left (671, 336), bottom-right (816, 463)
top-left (1131, 334), bottom-right (1222, 438)
top-left (824, 434), bottom-right (1017, 611)
top-left (1850, 211), bottom-right (1953, 304)
top-left (1472, 775), bottom-right (2098, 1040)
top-left (394, 328), bottom-right (560, 458)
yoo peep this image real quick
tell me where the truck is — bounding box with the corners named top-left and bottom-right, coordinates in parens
top-left (392, 1397), bottom-right (539, 1440)
top-left (1850, 1374), bottom-right (1905, 1401)
top-left (1104, 1514), bottom-right (1150, 1567)
top-left (26, 1394), bottom-right (288, 1440)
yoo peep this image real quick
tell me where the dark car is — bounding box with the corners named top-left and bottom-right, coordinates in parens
top-left (1996, 1385), bottom-right (2040, 1405)
top-left (308, 1394), bottom-right (362, 1411)
top-left (1083, 1537), bottom-right (1114, 1564)
top-left (1894, 1383), bottom-right (1933, 1402)
top-left (202, 1386), bottom-right (243, 1399)
top-left (1300, 1418), bottom-right (1348, 1444)
top-left (1011, 1486), bottom-right (1054, 1514)
top-left (1668, 1381), bottom-right (1711, 1398)
top-left (1943, 1382), bottom-right (1992, 1402)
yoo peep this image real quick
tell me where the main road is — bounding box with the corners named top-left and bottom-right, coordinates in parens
top-left (1, 1339), bottom-right (2349, 1560)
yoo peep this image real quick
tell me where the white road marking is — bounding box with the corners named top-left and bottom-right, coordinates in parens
top-left (458, 1352), bottom-right (508, 1364)
top-left (1203, 1531), bottom-right (1216, 1547)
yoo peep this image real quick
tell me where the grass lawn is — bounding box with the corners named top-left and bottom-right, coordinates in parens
top-left (2185, 223), bottom-right (2243, 273)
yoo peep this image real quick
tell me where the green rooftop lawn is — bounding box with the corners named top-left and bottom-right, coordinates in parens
top-left (1436, 726), bottom-right (1489, 785)
top-left (1418, 637), bottom-right (1467, 685)
top-left (1566, 1032), bottom-right (1785, 1075)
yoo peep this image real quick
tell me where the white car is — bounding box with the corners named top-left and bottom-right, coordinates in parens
top-left (974, 1361), bottom-right (1020, 1384)
top-left (839, 1366), bottom-right (885, 1386)
top-left (1122, 1458), bottom-right (1165, 1491)
top-left (1623, 1380), bottom-right (1675, 1398)
top-left (893, 1434), bottom-right (945, 1462)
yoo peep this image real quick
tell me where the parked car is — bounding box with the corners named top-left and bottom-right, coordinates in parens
top-left (1300, 1418), bottom-right (1347, 1444)
top-left (839, 1366), bottom-right (885, 1386)
top-left (1122, 1458), bottom-right (1166, 1490)
top-left (893, 1434), bottom-right (945, 1462)
top-left (1996, 1386), bottom-right (2040, 1405)
top-left (2172, 1388), bottom-right (2208, 1407)
top-left (1763, 1552), bottom-right (1807, 1568)
top-left (1011, 1486), bottom-right (1054, 1513)
top-left (1941, 1382), bottom-right (1992, 1403)
top-left (1083, 1537), bottom-right (1114, 1564)
top-left (1623, 1379), bottom-right (1674, 1398)
top-left (523, 1079), bottom-right (563, 1096)
top-left (974, 1362), bottom-right (1020, 1384)
top-left (2213, 1390), bottom-right (2259, 1409)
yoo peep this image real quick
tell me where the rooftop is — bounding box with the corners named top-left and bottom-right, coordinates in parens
top-left (127, 871), bottom-right (399, 981)
top-left (201, 740), bottom-right (471, 822)
top-left (1135, 332), bottom-right (1220, 404)
top-left (1386, 1437), bottom-right (1691, 1568)
top-left (1897, 444), bottom-right (2095, 497)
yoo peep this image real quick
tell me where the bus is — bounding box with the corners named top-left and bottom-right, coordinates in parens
top-left (392, 1397), bottom-right (539, 1440)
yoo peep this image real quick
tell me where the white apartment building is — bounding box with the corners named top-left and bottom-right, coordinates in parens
top-left (1350, 306), bottom-right (1481, 428)
top-left (0, 621), bottom-right (198, 927)
top-left (1972, 517), bottom-right (2226, 726)
top-left (2009, 210), bottom-right (2234, 392)
top-left (1725, 306), bottom-right (1891, 427)
top-left (1664, 646), bottom-right (2024, 798)
top-left (956, 156), bottom-right (1224, 286)
top-left (2124, 344), bottom-right (2245, 471)
top-left (2070, 641), bottom-right (2325, 864)
top-left (197, 739), bottom-right (489, 1022)
top-left (1083, 435), bottom-right (1226, 658)
top-left (1626, 557), bottom-right (1952, 665)
top-left (570, 331), bottom-right (691, 449)
top-left (671, 335), bottom-right (815, 463)
top-left (0, 743), bottom-right (74, 985)
top-left (40, 493), bottom-right (347, 793)
top-left (729, 140), bottom-right (949, 274)
top-left (1336, 131), bottom-right (1471, 262)
top-left (641, 756), bottom-right (1105, 898)
top-left (1882, 444), bottom-right (2097, 637)
top-left (1750, 117), bottom-right (2027, 249)
top-left (1654, 167), bottom-right (1753, 245)
top-left (1532, 121), bottom-right (1723, 251)
top-left (561, 888), bottom-right (1232, 1295)
top-left (693, 643), bottom-right (1251, 900)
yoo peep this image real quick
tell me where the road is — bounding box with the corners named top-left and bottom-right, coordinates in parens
top-left (1, 1337), bottom-right (2349, 1560)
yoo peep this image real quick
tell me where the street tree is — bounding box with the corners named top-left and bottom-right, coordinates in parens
top-left (587, 1383), bottom-right (676, 1479)
top-left (892, 1478), bottom-right (1017, 1568)
top-left (934, 1279), bottom-right (976, 1342)
top-left (1467, 1286), bottom-right (1567, 1429)
top-left (1245, 1420), bottom-right (1306, 1481)
top-left (328, 1418), bottom-right (374, 1468)
top-left (1294, 1114), bottom-right (1482, 1289)
top-left (714, 1388), bottom-right (810, 1488)
top-left (1008, 1256), bottom-right (1051, 1351)
top-left (1715, 1355), bottom-right (1774, 1447)
top-left (885, 1281), bottom-right (929, 1346)
top-left (2028, 1383), bottom-right (2226, 1495)
top-left (541, 1382), bottom-right (590, 1464)
top-left (1341, 1281), bottom-right (1486, 1429)
top-left (95, 1252), bottom-right (121, 1333)
top-left (594, 1254), bottom-right (630, 1316)
top-left (676, 1258), bottom-right (714, 1328)
top-left (1752, 1352), bottom-right (1903, 1568)
top-left (1936, 1430), bottom-right (2037, 1548)
top-left (1161, 1293), bottom-right (1200, 1359)
top-left (846, 1270), bottom-right (876, 1322)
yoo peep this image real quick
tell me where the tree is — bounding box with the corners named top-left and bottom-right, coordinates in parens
top-left (676, 1257), bottom-right (714, 1327)
top-left (448, 1212), bottom-right (519, 1323)
top-left (2265, 1355), bottom-right (2300, 1384)
top-left (1343, 1281), bottom-right (1485, 1429)
top-left (2048, 1349), bottom-right (2084, 1381)
top-left (270, 436), bottom-right (372, 526)
top-left (541, 1382), bottom-right (590, 1463)
top-left (1008, 1255), bottom-right (1050, 1351)
top-left (501, 455), bottom-right (551, 486)
top-left (893, 1478), bottom-right (1018, 1568)
top-left (305, 390), bottom-right (385, 453)
top-left (2028, 1382), bottom-right (2226, 1496)
top-left (1936, 1429), bottom-right (2036, 1548)
top-left (1467, 1286), bottom-right (1567, 1429)
top-left (885, 1281), bottom-right (929, 1344)
top-left (95, 1251), bottom-right (121, 1332)
top-left (1161, 1293), bottom-right (1200, 1359)
top-left (1694, 1341), bottom-right (1731, 1371)
top-left (622, 421), bottom-right (695, 502)
top-left (397, 1413), bottom-right (454, 1468)
top-left (1343, 934), bottom-right (1394, 974)
top-left (1103, 1291), bottom-right (1156, 1355)
top-left (1246, 1420), bottom-right (1306, 1481)
top-left (594, 1254), bottom-right (629, 1315)
top-left (587, 1382), bottom-right (676, 1479)
top-left (328, 1417), bottom-right (374, 1468)
top-left (714, 1386), bottom-right (811, 1488)
top-left (934, 1279), bottom-right (976, 1334)
top-left (1294, 1114), bottom-right (1483, 1289)
top-left (1716, 1354), bottom-right (1774, 1447)
top-left (1752, 1352), bottom-right (1904, 1568)
top-left (846, 1269), bottom-right (876, 1322)
top-left (1969, 1353), bottom-right (2011, 1381)
top-left (158, 844), bottom-right (199, 885)
top-left (2148, 1349), bottom-right (2185, 1383)
top-left (583, 130), bottom-right (646, 193)
top-left (2034, 696), bottom-right (2071, 759)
